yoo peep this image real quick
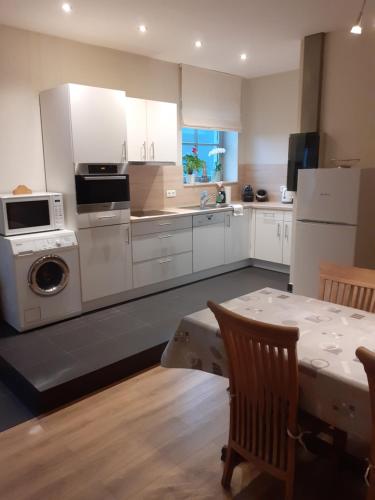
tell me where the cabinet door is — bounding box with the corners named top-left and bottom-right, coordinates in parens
top-left (193, 218), bottom-right (225, 272)
top-left (77, 224), bottom-right (133, 303)
top-left (146, 100), bottom-right (177, 163)
top-left (126, 97), bottom-right (148, 162)
top-left (254, 211), bottom-right (283, 264)
top-left (224, 210), bottom-right (250, 264)
top-left (69, 84), bottom-right (127, 164)
top-left (282, 213), bottom-right (293, 265)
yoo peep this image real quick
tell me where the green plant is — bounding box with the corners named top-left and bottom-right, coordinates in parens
top-left (215, 162), bottom-right (222, 172)
top-left (183, 147), bottom-right (204, 175)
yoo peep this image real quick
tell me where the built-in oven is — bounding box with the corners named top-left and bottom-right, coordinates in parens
top-left (75, 163), bottom-right (130, 214)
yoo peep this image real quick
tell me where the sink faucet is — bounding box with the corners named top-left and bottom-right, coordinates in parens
top-left (200, 190), bottom-right (216, 209)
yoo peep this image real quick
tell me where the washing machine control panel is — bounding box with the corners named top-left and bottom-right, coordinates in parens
top-left (11, 232), bottom-right (77, 255)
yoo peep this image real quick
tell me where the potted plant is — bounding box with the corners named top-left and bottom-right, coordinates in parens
top-left (183, 147), bottom-right (203, 184)
top-left (208, 147), bottom-right (226, 182)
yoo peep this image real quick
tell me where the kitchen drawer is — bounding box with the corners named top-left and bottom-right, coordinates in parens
top-left (132, 228), bottom-right (192, 263)
top-left (133, 251), bottom-right (192, 288)
top-left (193, 212), bottom-right (226, 227)
top-left (132, 215), bottom-right (192, 236)
top-left (256, 210), bottom-right (284, 222)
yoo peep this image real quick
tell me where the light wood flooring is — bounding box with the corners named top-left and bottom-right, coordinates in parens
top-left (0, 366), bottom-right (365, 500)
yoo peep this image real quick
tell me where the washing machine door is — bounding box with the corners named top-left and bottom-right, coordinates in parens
top-left (28, 255), bottom-right (69, 296)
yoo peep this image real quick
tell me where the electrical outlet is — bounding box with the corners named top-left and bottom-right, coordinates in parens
top-left (166, 190), bottom-right (176, 198)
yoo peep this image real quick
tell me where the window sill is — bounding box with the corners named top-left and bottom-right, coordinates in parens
top-left (183, 181), bottom-right (238, 188)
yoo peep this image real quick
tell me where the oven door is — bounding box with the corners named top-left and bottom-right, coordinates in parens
top-left (75, 174), bottom-right (130, 213)
top-left (2, 198), bottom-right (53, 236)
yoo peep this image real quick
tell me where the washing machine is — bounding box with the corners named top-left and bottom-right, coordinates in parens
top-left (0, 230), bottom-right (82, 332)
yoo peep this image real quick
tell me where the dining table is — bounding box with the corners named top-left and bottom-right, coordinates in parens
top-left (161, 287), bottom-right (375, 442)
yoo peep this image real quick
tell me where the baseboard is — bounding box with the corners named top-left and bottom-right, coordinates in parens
top-left (252, 259), bottom-right (290, 274)
top-left (83, 259), bottom-right (253, 312)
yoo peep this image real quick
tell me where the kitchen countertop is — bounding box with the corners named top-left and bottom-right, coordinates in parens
top-left (130, 201), bottom-right (293, 222)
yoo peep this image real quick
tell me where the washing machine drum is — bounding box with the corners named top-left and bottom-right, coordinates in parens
top-left (28, 255), bottom-right (70, 296)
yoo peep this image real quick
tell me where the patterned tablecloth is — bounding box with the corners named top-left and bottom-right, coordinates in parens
top-left (161, 288), bottom-right (375, 441)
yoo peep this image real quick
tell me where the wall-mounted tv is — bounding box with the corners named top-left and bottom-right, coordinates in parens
top-left (287, 132), bottom-right (320, 191)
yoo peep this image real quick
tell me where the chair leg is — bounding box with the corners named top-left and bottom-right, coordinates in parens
top-left (285, 474), bottom-right (294, 500)
top-left (221, 446), bottom-right (238, 489)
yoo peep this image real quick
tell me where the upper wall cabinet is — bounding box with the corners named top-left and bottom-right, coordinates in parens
top-left (126, 97), bottom-right (177, 163)
top-left (40, 84), bottom-right (127, 165)
top-left (69, 84), bottom-right (127, 164)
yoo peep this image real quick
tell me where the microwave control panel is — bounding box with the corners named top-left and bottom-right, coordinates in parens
top-left (52, 194), bottom-right (65, 229)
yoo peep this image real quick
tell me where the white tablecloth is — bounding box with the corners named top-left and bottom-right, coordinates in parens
top-left (162, 288), bottom-right (375, 441)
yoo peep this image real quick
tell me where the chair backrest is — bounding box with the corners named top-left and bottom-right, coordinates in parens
top-left (356, 347), bottom-right (375, 500)
top-left (319, 262), bottom-right (375, 312)
top-left (207, 300), bottom-right (299, 475)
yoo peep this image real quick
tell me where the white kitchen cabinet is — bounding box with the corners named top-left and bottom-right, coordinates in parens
top-left (133, 252), bottom-right (192, 289)
top-left (126, 97), bottom-right (177, 163)
top-left (125, 97), bottom-right (148, 161)
top-left (77, 224), bottom-right (133, 302)
top-left (193, 213), bottom-right (225, 272)
top-left (224, 209), bottom-right (250, 264)
top-left (146, 100), bottom-right (177, 163)
top-left (69, 84), bottom-right (127, 164)
top-left (132, 228), bottom-right (192, 263)
top-left (254, 210), bottom-right (284, 264)
top-left (282, 212), bottom-right (293, 265)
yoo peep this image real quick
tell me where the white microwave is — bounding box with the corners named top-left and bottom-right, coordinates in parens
top-left (0, 192), bottom-right (65, 236)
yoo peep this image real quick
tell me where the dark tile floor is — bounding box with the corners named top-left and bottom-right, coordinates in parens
top-left (0, 266), bottom-right (288, 432)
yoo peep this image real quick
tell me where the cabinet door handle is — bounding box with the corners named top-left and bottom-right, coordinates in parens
top-left (126, 226), bottom-right (130, 244)
top-left (142, 141), bottom-right (147, 160)
top-left (150, 142), bottom-right (155, 160)
top-left (277, 222), bottom-right (281, 238)
top-left (285, 224), bottom-right (289, 240)
top-left (122, 140), bottom-right (127, 162)
top-left (158, 234), bottom-right (173, 239)
top-left (226, 214), bottom-right (231, 227)
top-left (158, 222), bottom-right (171, 226)
top-left (159, 257), bottom-right (172, 264)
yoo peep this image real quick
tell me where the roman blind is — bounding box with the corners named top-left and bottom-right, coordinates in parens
top-left (181, 64), bottom-right (242, 131)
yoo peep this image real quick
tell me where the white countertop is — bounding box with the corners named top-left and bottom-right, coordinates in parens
top-left (130, 201), bottom-right (293, 222)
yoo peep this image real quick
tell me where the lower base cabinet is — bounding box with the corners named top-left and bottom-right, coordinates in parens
top-left (224, 210), bottom-right (250, 264)
top-left (133, 251), bottom-right (192, 288)
top-left (78, 224), bottom-right (133, 303)
top-left (193, 213), bottom-right (225, 272)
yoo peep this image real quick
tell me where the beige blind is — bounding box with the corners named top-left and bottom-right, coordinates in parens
top-left (181, 64), bottom-right (242, 131)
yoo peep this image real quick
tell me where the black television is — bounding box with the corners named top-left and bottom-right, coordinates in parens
top-left (287, 132), bottom-right (320, 191)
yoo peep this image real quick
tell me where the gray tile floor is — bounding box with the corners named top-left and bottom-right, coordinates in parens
top-left (0, 266), bottom-right (288, 432)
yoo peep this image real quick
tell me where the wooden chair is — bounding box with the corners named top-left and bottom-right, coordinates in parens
top-left (207, 300), bottom-right (300, 500)
top-left (356, 347), bottom-right (375, 500)
top-left (319, 262), bottom-right (375, 312)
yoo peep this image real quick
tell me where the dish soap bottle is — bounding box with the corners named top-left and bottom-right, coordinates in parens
top-left (216, 183), bottom-right (225, 204)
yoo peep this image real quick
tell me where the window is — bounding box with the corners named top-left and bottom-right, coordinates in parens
top-left (182, 127), bottom-right (238, 184)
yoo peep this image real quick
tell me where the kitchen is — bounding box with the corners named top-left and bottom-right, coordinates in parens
top-left (0, 1), bottom-right (374, 498)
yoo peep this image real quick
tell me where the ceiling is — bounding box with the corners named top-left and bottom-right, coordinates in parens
top-left (0, 0), bottom-right (373, 78)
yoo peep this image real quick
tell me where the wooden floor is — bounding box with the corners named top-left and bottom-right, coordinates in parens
top-left (0, 367), bottom-right (257, 500)
top-left (0, 366), bottom-right (365, 500)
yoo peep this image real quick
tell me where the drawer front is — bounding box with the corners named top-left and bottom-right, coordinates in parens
top-left (132, 216), bottom-right (192, 236)
top-left (256, 210), bottom-right (284, 222)
top-left (284, 210), bottom-right (293, 222)
top-left (193, 212), bottom-right (226, 227)
top-left (132, 228), bottom-right (192, 263)
top-left (133, 251), bottom-right (192, 288)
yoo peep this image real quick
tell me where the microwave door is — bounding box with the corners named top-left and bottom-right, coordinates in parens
top-left (5, 199), bottom-right (52, 236)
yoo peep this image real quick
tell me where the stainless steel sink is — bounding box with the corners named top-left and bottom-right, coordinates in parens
top-left (182, 203), bottom-right (231, 210)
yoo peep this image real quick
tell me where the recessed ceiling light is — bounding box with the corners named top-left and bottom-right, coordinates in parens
top-left (240, 53), bottom-right (247, 61)
top-left (195, 40), bottom-right (202, 48)
top-left (350, 24), bottom-right (362, 35)
top-left (138, 25), bottom-right (147, 33)
top-left (61, 3), bottom-right (72, 13)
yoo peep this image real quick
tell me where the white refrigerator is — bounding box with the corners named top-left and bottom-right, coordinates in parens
top-left (292, 168), bottom-right (375, 298)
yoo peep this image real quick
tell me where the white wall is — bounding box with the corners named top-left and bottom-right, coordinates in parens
top-left (239, 70), bottom-right (300, 165)
top-left (0, 24), bottom-right (179, 193)
top-left (320, 30), bottom-right (375, 168)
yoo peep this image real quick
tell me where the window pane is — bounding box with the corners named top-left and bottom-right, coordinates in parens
top-left (182, 144), bottom-right (195, 159)
top-left (197, 145), bottom-right (217, 180)
top-left (197, 129), bottom-right (219, 144)
top-left (182, 127), bottom-right (196, 143)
